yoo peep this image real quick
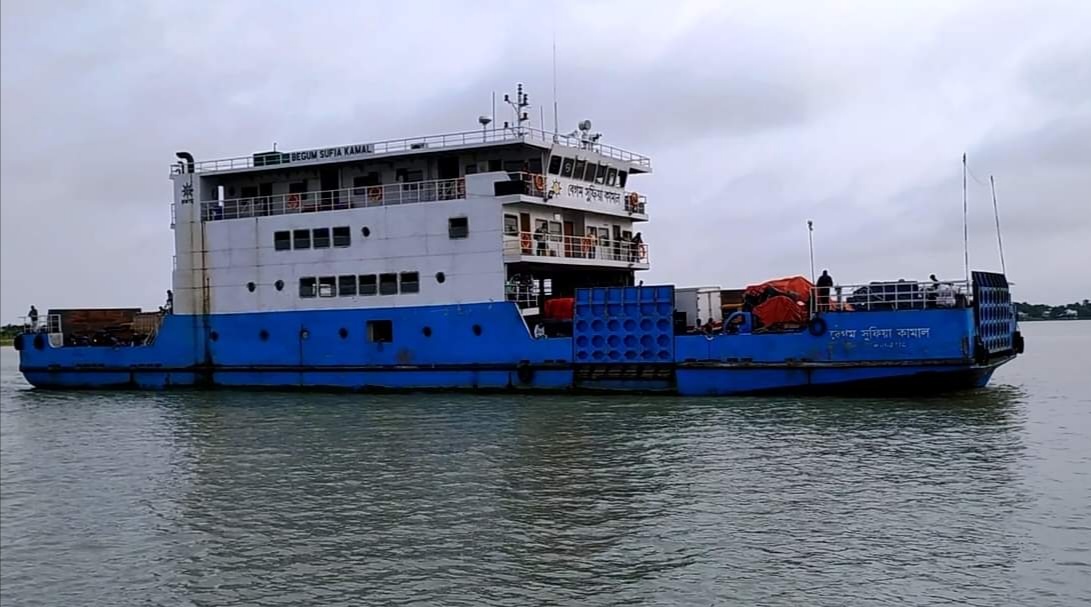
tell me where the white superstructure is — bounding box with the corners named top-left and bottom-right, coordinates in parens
top-left (169, 93), bottom-right (651, 319)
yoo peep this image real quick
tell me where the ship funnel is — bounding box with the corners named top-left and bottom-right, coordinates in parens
top-left (175, 152), bottom-right (194, 174)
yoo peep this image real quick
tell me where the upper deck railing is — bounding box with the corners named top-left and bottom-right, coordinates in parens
top-left (173, 127), bottom-right (651, 174)
top-left (197, 173), bottom-right (648, 222)
top-left (811, 280), bottom-right (972, 313)
top-left (200, 177), bottom-right (466, 221)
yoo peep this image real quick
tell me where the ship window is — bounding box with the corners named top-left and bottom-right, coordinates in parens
top-left (274, 231), bottom-right (291, 251)
top-left (275, 279), bottom-right (284, 291)
top-left (528, 158), bottom-right (543, 174)
top-left (488, 159), bottom-right (502, 172)
top-left (448, 216), bottom-right (469, 239)
top-left (504, 214), bottom-right (519, 235)
top-left (361, 226), bottom-right (371, 237)
top-left (338, 275), bottom-right (357, 296)
top-left (595, 164), bottom-right (608, 184)
top-left (464, 163), bottom-right (479, 175)
top-left (573, 159), bottom-right (587, 182)
top-left (583, 162), bottom-right (598, 183)
top-left (379, 273), bottom-right (398, 295)
top-left (548, 156), bottom-right (562, 175)
top-left (313, 228), bottom-right (331, 249)
top-left (333, 226), bottom-right (351, 247)
top-left (400, 272), bottom-right (420, 294)
top-left (504, 160), bottom-right (524, 173)
top-left (293, 229), bottom-right (310, 249)
top-left (548, 221), bottom-right (562, 235)
top-left (367, 320), bottom-right (393, 343)
top-left (359, 274), bottom-right (377, 296)
top-left (606, 167), bottom-right (618, 186)
top-left (289, 181), bottom-right (307, 194)
top-left (618, 171), bottom-right (628, 188)
top-left (318, 276), bottom-right (336, 297)
top-left (299, 277), bottom-right (317, 298)
top-left (560, 157), bottom-right (574, 178)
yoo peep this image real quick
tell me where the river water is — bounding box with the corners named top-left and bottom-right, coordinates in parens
top-left (1, 321), bottom-right (1088, 606)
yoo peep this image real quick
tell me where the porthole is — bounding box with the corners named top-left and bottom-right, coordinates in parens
top-left (300, 329), bottom-right (310, 340)
top-left (259, 329), bottom-right (270, 341)
top-left (422, 326), bottom-right (433, 337)
top-left (339, 327), bottom-right (349, 339)
top-left (274, 280), bottom-right (284, 291)
top-left (435, 272), bottom-right (446, 284)
top-left (247, 281), bottom-right (256, 292)
top-left (210, 331), bottom-right (219, 341)
top-left (472, 324), bottom-right (482, 336)
top-left (361, 226), bottom-right (371, 237)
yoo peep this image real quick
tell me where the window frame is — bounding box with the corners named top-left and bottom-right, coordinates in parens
top-left (547, 156), bottom-right (562, 175)
top-left (332, 226), bottom-right (351, 247)
top-left (400, 271), bottom-right (420, 294)
top-left (583, 162), bottom-right (598, 183)
top-left (503, 214), bottom-right (519, 236)
top-left (379, 273), bottom-right (398, 295)
top-left (313, 227), bottom-right (331, 249)
top-left (338, 274), bottom-right (357, 296)
top-left (293, 229), bottom-right (311, 250)
top-left (274, 230), bottom-right (291, 251)
top-left (318, 276), bottom-right (336, 297)
top-left (560, 157), bottom-right (574, 178)
top-left (448, 216), bottom-right (469, 239)
top-left (359, 274), bottom-right (378, 296)
top-left (299, 277), bottom-right (317, 298)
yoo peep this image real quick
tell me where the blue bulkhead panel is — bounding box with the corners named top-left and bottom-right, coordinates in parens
top-left (971, 271), bottom-right (1015, 355)
top-left (573, 286), bottom-right (675, 364)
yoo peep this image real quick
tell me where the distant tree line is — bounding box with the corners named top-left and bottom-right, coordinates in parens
top-left (0, 324), bottom-right (19, 339)
top-left (1016, 300), bottom-right (1091, 320)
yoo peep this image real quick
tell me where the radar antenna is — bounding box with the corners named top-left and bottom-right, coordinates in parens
top-left (502, 83), bottom-right (531, 131)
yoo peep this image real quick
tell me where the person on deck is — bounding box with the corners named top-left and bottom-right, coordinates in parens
top-left (631, 232), bottom-right (644, 262)
top-left (165, 289), bottom-right (174, 313)
top-left (27, 305), bottom-right (39, 331)
top-left (534, 224), bottom-right (548, 256)
top-left (816, 270), bottom-right (834, 312)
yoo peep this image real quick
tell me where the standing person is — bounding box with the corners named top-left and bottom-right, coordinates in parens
top-left (534, 223), bottom-right (548, 256)
top-left (27, 305), bottom-right (39, 330)
top-left (631, 232), bottom-right (644, 262)
top-left (166, 289), bottom-right (174, 313)
top-left (816, 270), bottom-right (834, 312)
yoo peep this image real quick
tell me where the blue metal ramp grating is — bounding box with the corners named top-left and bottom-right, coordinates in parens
top-left (573, 286), bottom-right (675, 363)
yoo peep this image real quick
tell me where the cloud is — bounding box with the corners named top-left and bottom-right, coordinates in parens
top-left (2, 0), bottom-right (1090, 323)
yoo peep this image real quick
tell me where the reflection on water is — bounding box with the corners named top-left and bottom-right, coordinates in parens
top-left (2, 324), bottom-right (1089, 606)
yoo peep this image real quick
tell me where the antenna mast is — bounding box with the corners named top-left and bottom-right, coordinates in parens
top-left (552, 30), bottom-right (559, 134)
top-left (503, 83), bottom-right (530, 132)
top-left (962, 153), bottom-right (970, 284)
top-left (990, 175), bottom-right (1007, 276)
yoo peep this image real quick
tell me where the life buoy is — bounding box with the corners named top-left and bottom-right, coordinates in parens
top-left (516, 361), bottom-right (534, 384)
top-left (533, 174), bottom-right (545, 191)
top-left (627, 192), bottom-right (640, 210)
top-left (456, 178), bottom-right (466, 198)
top-left (287, 193), bottom-right (301, 209)
top-left (808, 316), bottom-right (828, 337)
top-left (367, 186), bottom-right (383, 203)
top-left (581, 237), bottom-right (593, 255)
top-left (520, 232), bottom-right (532, 252)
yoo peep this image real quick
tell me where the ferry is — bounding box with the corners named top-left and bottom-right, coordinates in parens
top-left (14, 87), bottom-right (1023, 394)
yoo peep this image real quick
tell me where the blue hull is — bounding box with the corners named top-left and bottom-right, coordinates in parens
top-left (17, 294), bottom-right (1015, 396)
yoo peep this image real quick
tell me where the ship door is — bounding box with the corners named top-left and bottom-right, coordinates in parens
top-left (563, 221), bottom-right (575, 257)
top-left (320, 168), bottom-right (340, 209)
top-left (437, 156), bottom-right (460, 180)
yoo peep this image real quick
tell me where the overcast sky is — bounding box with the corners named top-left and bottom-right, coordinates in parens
top-left (2, 0), bottom-right (1089, 322)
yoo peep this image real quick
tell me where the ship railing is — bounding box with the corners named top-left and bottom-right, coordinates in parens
top-left (200, 177), bottom-right (466, 221)
top-left (504, 230), bottom-right (648, 265)
top-left (811, 279), bottom-right (972, 313)
top-left (501, 171), bottom-right (648, 214)
top-left (20, 314), bottom-right (62, 334)
top-left (175, 127), bottom-right (651, 174)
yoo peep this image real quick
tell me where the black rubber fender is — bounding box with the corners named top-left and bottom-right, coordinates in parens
top-left (13, 334), bottom-right (24, 351)
top-left (516, 361), bottom-right (534, 384)
top-left (1013, 331), bottom-right (1025, 354)
top-left (808, 316), bottom-right (828, 337)
top-left (32, 334), bottom-right (46, 350)
top-left (973, 336), bottom-right (990, 365)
